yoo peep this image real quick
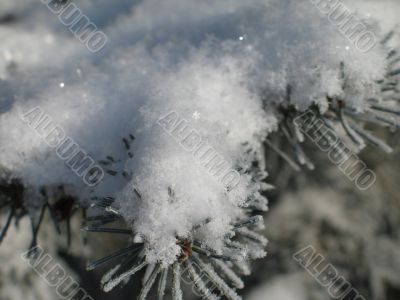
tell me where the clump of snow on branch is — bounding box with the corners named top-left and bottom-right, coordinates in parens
top-left (0, 0), bottom-right (397, 264)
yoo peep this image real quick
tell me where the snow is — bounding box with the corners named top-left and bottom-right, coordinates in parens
top-left (0, 0), bottom-right (398, 264)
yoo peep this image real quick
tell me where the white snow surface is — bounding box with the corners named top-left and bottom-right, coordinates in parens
top-left (0, 0), bottom-right (398, 264)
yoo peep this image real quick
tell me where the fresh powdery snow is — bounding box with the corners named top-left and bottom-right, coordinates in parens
top-left (0, 0), bottom-right (396, 264)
